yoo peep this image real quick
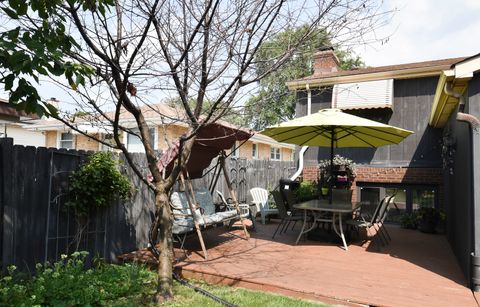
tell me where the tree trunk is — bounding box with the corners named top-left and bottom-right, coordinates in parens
top-left (154, 184), bottom-right (174, 303)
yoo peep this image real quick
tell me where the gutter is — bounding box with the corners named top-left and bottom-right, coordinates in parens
top-left (444, 82), bottom-right (480, 291)
top-left (290, 84), bottom-right (311, 181)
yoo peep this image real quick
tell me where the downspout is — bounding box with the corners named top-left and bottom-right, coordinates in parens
top-left (290, 83), bottom-right (311, 181)
top-left (444, 82), bottom-right (480, 291)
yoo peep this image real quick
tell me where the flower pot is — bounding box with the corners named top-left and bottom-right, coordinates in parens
top-left (321, 187), bottom-right (329, 196)
top-left (418, 219), bottom-right (437, 233)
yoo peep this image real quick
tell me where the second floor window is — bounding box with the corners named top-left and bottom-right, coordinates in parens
top-left (270, 147), bottom-right (281, 161)
top-left (59, 132), bottom-right (74, 149)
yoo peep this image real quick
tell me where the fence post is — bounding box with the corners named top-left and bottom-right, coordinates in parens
top-left (0, 138), bottom-right (14, 271)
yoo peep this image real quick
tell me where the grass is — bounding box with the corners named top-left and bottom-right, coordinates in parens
top-left (0, 253), bottom-right (326, 306)
top-left (159, 279), bottom-right (327, 307)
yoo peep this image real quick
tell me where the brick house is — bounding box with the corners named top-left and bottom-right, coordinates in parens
top-left (26, 103), bottom-right (294, 162)
top-left (288, 48), bottom-right (480, 290)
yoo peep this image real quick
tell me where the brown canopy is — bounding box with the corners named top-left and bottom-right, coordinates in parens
top-left (157, 122), bottom-right (252, 179)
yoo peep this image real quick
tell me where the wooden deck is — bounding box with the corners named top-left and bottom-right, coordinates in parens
top-left (120, 222), bottom-right (478, 307)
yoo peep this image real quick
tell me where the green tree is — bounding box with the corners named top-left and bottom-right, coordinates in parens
top-left (0, 0), bottom-right (98, 116)
top-left (244, 26), bottom-right (364, 130)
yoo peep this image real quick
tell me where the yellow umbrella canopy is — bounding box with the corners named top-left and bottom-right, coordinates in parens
top-left (262, 108), bottom-right (413, 203)
top-left (262, 108), bottom-right (413, 147)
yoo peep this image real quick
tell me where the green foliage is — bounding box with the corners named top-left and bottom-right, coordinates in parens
top-left (416, 207), bottom-right (444, 224)
top-left (0, 256), bottom-right (325, 306)
top-left (67, 152), bottom-right (131, 216)
top-left (0, 252), bottom-right (156, 306)
top-left (400, 212), bottom-right (418, 229)
top-left (244, 25), bottom-right (364, 130)
top-left (295, 181), bottom-right (317, 202)
top-left (0, 0), bottom-right (102, 116)
top-left (318, 154), bottom-right (356, 187)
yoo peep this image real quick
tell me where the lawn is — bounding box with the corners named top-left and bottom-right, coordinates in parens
top-left (0, 252), bottom-right (325, 307)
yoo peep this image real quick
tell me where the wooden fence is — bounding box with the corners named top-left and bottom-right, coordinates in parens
top-left (0, 138), bottom-right (296, 271)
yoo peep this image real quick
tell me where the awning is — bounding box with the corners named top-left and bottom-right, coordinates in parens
top-left (157, 122), bottom-right (252, 179)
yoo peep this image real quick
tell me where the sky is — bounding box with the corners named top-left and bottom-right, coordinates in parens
top-left (354, 0), bottom-right (480, 67)
top-left (3, 0), bottom-right (480, 107)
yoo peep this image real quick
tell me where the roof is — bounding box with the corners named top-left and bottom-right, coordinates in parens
top-left (250, 133), bottom-right (296, 149)
top-left (287, 57), bottom-right (468, 89)
top-left (0, 99), bottom-right (40, 123)
top-left (429, 53), bottom-right (480, 128)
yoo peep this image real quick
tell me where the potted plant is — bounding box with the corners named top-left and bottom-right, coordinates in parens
top-left (295, 181), bottom-right (317, 202)
top-left (416, 207), bottom-right (443, 233)
top-left (318, 155), bottom-right (356, 189)
top-left (400, 212), bottom-right (417, 229)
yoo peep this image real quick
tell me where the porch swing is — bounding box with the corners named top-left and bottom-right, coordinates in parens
top-left (153, 122), bottom-right (253, 260)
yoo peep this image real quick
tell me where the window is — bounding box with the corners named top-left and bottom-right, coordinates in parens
top-left (231, 142), bottom-right (239, 158)
top-left (59, 132), bottom-right (74, 149)
top-left (332, 79), bottom-right (393, 110)
top-left (270, 147), bottom-right (281, 161)
top-left (126, 128), bottom-right (156, 153)
top-left (357, 184), bottom-right (438, 224)
top-left (252, 143), bottom-right (258, 159)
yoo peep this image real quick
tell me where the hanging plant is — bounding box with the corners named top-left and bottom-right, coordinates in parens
top-left (67, 152), bottom-right (132, 217)
top-left (318, 154), bottom-right (356, 187)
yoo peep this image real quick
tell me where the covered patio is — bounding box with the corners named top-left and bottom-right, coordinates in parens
top-left (123, 222), bottom-right (478, 306)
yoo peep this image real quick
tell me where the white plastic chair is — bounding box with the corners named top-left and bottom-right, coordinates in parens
top-left (249, 187), bottom-right (278, 224)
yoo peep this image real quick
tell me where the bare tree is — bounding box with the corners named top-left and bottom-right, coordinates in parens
top-left (4, 0), bottom-right (391, 303)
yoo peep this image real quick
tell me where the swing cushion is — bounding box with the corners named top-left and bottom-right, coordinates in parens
top-left (194, 189), bottom-right (217, 215)
top-left (172, 218), bottom-right (194, 234)
top-left (170, 191), bottom-right (242, 227)
top-left (170, 192), bottom-right (203, 221)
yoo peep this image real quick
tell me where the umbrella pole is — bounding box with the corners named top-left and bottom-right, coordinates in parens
top-left (329, 127), bottom-right (335, 204)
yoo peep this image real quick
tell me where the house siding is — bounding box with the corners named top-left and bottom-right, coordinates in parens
top-left (45, 131), bottom-right (57, 148)
top-left (442, 73), bottom-right (480, 287)
top-left (76, 134), bottom-right (100, 151)
top-left (297, 77), bottom-right (442, 168)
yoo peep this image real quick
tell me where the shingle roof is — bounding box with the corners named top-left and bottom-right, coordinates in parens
top-left (292, 56), bottom-right (467, 82)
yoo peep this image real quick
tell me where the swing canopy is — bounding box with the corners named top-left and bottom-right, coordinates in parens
top-left (157, 122), bottom-right (253, 179)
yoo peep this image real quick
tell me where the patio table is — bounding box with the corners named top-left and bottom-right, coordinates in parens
top-left (293, 200), bottom-right (360, 250)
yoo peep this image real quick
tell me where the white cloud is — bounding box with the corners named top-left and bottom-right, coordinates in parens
top-left (354, 0), bottom-right (480, 67)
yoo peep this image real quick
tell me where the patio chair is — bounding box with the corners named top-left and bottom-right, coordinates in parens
top-left (249, 187), bottom-right (278, 224)
top-left (216, 190), bottom-right (253, 229)
top-left (332, 189), bottom-right (353, 205)
top-left (271, 190), bottom-right (304, 239)
top-left (281, 188), bottom-right (316, 228)
top-left (346, 195), bottom-right (393, 247)
top-left (374, 195), bottom-right (395, 245)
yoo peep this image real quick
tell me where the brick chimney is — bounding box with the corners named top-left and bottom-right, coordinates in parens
top-left (313, 46), bottom-right (340, 75)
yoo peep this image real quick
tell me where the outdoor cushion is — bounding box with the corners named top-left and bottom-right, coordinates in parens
top-left (170, 191), bottom-right (203, 222)
top-left (172, 218), bottom-right (194, 234)
top-left (194, 189), bottom-right (216, 215)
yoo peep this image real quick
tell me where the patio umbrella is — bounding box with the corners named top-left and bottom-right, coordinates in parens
top-left (261, 108), bottom-right (414, 203)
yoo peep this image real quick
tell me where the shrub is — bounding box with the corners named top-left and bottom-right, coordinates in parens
top-left (67, 152), bottom-right (131, 216)
top-left (295, 181), bottom-right (317, 202)
top-left (400, 212), bottom-right (417, 229)
top-left (0, 252), bottom-right (155, 306)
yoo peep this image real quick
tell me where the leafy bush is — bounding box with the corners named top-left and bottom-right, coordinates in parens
top-left (0, 252), bottom-right (155, 306)
top-left (400, 212), bottom-right (417, 229)
top-left (295, 181), bottom-right (317, 202)
top-left (67, 152), bottom-right (131, 216)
